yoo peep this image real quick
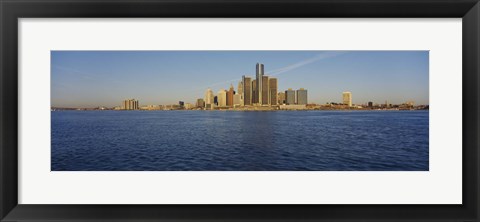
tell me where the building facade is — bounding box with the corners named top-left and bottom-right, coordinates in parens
top-left (277, 92), bottom-right (285, 105)
top-left (269, 78), bottom-right (278, 105)
top-left (238, 81), bottom-right (243, 95)
top-left (233, 93), bottom-right (242, 106)
top-left (343, 91), bottom-right (352, 107)
top-left (205, 88), bottom-right (214, 108)
top-left (252, 79), bottom-right (257, 104)
top-left (242, 76), bottom-right (252, 106)
top-left (197, 98), bottom-right (205, 108)
top-left (123, 99), bottom-right (139, 110)
top-left (227, 84), bottom-right (235, 107)
top-left (262, 75), bottom-right (269, 105)
top-left (217, 90), bottom-right (227, 107)
top-left (256, 63), bottom-right (264, 105)
top-left (296, 88), bottom-right (308, 105)
top-left (285, 88), bottom-right (296, 105)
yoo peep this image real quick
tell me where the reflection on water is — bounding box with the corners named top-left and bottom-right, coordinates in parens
top-left (51, 110), bottom-right (429, 171)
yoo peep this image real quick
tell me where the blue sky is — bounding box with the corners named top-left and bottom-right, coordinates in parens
top-left (51, 51), bottom-right (428, 108)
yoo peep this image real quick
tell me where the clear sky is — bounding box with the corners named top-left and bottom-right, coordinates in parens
top-left (51, 51), bottom-right (428, 108)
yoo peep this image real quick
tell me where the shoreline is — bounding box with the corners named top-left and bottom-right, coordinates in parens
top-left (51, 108), bottom-right (429, 112)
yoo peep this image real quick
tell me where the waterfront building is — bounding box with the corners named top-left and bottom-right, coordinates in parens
top-left (296, 88), bottom-right (307, 105)
top-left (368, 101), bottom-right (373, 107)
top-left (238, 81), bottom-right (243, 95)
top-left (343, 91), bottom-right (352, 107)
top-left (285, 88), bottom-right (296, 105)
top-left (242, 76), bottom-right (252, 106)
top-left (139, 105), bottom-right (161, 110)
top-left (262, 75), bottom-right (269, 105)
top-left (233, 93), bottom-right (242, 107)
top-left (277, 92), bottom-right (285, 105)
top-left (217, 90), bottom-right (227, 107)
top-left (279, 104), bottom-right (307, 110)
top-left (256, 63), bottom-right (264, 105)
top-left (252, 79), bottom-right (257, 104)
top-left (214, 96), bottom-right (218, 106)
top-left (122, 99), bottom-right (139, 110)
top-left (197, 98), bottom-right (205, 108)
top-left (184, 103), bottom-right (194, 110)
top-left (269, 78), bottom-right (278, 105)
top-left (227, 84), bottom-right (235, 107)
top-left (179, 101), bottom-right (184, 108)
top-left (205, 88), bottom-right (214, 108)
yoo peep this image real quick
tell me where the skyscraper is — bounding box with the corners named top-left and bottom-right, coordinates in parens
top-left (296, 88), bottom-right (308, 105)
top-left (242, 76), bottom-right (252, 106)
top-left (238, 81), bottom-right (243, 95)
top-left (122, 99), bottom-right (139, 110)
top-left (269, 78), bottom-right (278, 106)
top-left (227, 84), bottom-right (235, 107)
top-left (256, 63), bottom-right (264, 105)
top-left (217, 90), bottom-right (227, 107)
top-left (205, 88), bottom-right (214, 108)
top-left (252, 79), bottom-right (257, 104)
top-left (262, 75), bottom-right (269, 105)
top-left (285, 88), bottom-right (295, 105)
top-left (343, 91), bottom-right (352, 107)
top-left (233, 93), bottom-right (242, 106)
top-left (277, 92), bottom-right (285, 105)
top-left (197, 98), bottom-right (205, 108)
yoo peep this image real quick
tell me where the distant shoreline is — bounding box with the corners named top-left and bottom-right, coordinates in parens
top-left (51, 108), bottom-right (429, 112)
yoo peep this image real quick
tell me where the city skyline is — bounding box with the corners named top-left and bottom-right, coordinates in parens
top-left (51, 51), bottom-right (429, 108)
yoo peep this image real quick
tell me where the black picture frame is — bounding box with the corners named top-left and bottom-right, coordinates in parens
top-left (1, 0), bottom-right (479, 221)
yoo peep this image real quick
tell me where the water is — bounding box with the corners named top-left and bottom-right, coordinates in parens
top-left (51, 110), bottom-right (429, 171)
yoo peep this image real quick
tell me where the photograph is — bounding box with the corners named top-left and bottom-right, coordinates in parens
top-left (51, 50), bottom-right (429, 171)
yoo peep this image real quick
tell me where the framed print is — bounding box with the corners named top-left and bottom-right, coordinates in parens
top-left (1, 0), bottom-right (479, 221)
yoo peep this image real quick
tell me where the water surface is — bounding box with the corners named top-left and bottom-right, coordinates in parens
top-left (51, 110), bottom-right (429, 171)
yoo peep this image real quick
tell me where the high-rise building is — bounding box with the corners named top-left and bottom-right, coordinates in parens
top-left (179, 101), bottom-right (184, 108)
top-left (238, 81), bottom-right (243, 95)
top-left (217, 90), bottom-right (227, 107)
top-left (269, 78), bottom-right (278, 105)
top-left (242, 76), bottom-right (252, 106)
top-left (296, 88), bottom-right (307, 105)
top-left (122, 99), bottom-right (139, 110)
top-left (227, 84), bottom-right (235, 107)
top-left (262, 75), bottom-right (269, 105)
top-left (368, 101), bottom-right (373, 107)
top-left (233, 93), bottom-right (242, 106)
top-left (205, 88), bottom-right (214, 108)
top-left (256, 63), bottom-right (264, 104)
top-left (197, 98), bottom-right (205, 108)
top-left (277, 92), bottom-right (285, 105)
top-left (343, 92), bottom-right (352, 107)
top-left (252, 79), bottom-right (257, 104)
top-left (285, 88), bottom-right (296, 105)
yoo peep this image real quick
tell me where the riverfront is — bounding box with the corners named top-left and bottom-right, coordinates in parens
top-left (51, 110), bottom-right (429, 171)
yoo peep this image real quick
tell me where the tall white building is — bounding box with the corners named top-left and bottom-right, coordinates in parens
top-left (217, 90), bottom-right (227, 107)
top-left (343, 91), bottom-right (352, 107)
top-left (205, 88), bottom-right (214, 108)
